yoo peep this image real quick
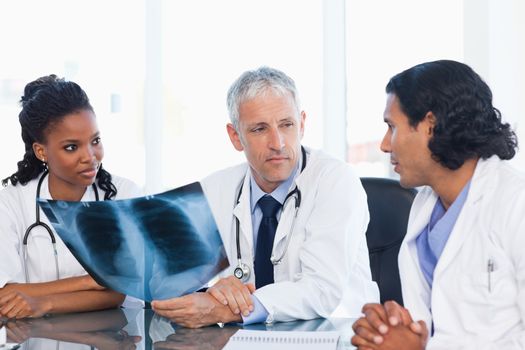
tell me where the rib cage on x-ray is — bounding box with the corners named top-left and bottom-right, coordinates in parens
top-left (39, 182), bottom-right (228, 301)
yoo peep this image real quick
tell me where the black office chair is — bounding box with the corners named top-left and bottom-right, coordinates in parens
top-left (361, 177), bottom-right (417, 305)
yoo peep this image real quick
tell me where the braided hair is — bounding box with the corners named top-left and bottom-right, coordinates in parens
top-left (2, 75), bottom-right (117, 200)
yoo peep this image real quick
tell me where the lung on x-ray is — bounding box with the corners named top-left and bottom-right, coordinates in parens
top-left (39, 182), bottom-right (228, 301)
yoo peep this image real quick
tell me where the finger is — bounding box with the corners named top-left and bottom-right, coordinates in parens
top-left (207, 287), bottom-right (228, 306)
top-left (384, 300), bottom-right (410, 326)
top-left (0, 294), bottom-right (18, 318)
top-left (221, 287), bottom-right (241, 315)
top-left (0, 291), bottom-right (15, 308)
top-left (215, 279), bottom-right (253, 315)
top-left (225, 277), bottom-right (254, 306)
top-left (229, 283), bottom-right (253, 316)
top-left (413, 320), bottom-right (429, 343)
top-left (6, 300), bottom-right (27, 319)
top-left (351, 334), bottom-right (378, 349)
top-left (151, 296), bottom-right (188, 311)
top-left (352, 318), bottom-right (383, 345)
top-left (362, 303), bottom-right (389, 334)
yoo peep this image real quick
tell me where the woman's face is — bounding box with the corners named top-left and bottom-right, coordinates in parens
top-left (33, 109), bottom-right (104, 197)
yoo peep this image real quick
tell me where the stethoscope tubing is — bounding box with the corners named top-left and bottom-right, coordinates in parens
top-left (23, 170), bottom-right (99, 283)
top-left (234, 146), bottom-right (306, 281)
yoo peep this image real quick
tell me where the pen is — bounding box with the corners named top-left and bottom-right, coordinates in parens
top-left (487, 259), bottom-right (494, 293)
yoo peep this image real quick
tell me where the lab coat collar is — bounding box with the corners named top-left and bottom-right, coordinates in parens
top-left (37, 172), bottom-right (99, 202)
top-left (249, 162), bottom-right (299, 213)
top-left (434, 156), bottom-right (499, 270)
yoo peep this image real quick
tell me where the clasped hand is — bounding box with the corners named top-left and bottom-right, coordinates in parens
top-left (351, 301), bottom-right (429, 350)
top-left (151, 276), bottom-right (255, 328)
top-left (207, 276), bottom-right (255, 317)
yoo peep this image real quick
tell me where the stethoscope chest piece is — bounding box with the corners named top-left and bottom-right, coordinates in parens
top-left (234, 260), bottom-right (251, 282)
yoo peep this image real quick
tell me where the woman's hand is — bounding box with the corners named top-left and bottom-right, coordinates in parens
top-left (0, 291), bottom-right (51, 319)
top-left (206, 276), bottom-right (255, 317)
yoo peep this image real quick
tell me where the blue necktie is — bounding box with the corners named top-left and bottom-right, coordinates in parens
top-left (255, 195), bottom-right (281, 289)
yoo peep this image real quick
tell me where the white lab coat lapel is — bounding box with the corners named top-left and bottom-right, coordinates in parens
top-left (433, 159), bottom-right (492, 275)
top-left (272, 150), bottom-right (308, 252)
top-left (272, 185), bottom-right (298, 251)
top-left (232, 170), bottom-right (255, 258)
top-left (400, 191), bottom-right (436, 325)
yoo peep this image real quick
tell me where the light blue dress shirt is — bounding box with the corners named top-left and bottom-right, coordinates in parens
top-left (242, 163), bottom-right (300, 325)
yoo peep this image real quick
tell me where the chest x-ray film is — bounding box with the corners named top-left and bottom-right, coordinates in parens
top-left (38, 182), bottom-right (228, 302)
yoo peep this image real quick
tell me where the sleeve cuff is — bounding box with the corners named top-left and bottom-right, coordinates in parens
top-left (241, 295), bottom-right (269, 325)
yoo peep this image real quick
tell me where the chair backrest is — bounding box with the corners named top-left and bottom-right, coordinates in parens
top-left (361, 177), bottom-right (417, 305)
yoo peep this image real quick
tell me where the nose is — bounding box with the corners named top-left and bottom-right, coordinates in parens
top-left (380, 129), bottom-right (391, 153)
top-left (268, 127), bottom-right (284, 151)
top-left (81, 145), bottom-right (97, 163)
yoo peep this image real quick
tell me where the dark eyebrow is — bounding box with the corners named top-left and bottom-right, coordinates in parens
top-left (59, 132), bottom-right (100, 144)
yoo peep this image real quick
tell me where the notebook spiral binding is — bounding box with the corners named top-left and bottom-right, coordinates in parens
top-left (230, 335), bottom-right (336, 344)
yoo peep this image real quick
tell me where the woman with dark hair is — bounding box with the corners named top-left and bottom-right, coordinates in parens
top-left (0, 75), bottom-right (141, 318)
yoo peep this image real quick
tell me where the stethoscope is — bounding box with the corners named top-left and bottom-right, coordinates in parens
top-left (22, 170), bottom-right (99, 283)
top-left (233, 146), bottom-right (306, 282)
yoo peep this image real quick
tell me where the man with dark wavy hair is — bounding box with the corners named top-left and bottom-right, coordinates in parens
top-left (352, 60), bottom-right (524, 349)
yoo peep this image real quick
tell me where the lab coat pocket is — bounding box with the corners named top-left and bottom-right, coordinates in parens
top-left (462, 266), bottom-right (514, 300)
top-left (457, 259), bottom-right (516, 329)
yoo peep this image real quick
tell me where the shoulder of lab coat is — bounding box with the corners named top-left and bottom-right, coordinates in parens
top-left (0, 178), bottom-right (40, 286)
top-left (111, 174), bottom-right (143, 199)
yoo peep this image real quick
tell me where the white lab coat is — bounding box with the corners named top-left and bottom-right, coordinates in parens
top-left (0, 174), bottom-right (142, 287)
top-left (399, 156), bottom-right (525, 349)
top-left (201, 147), bottom-right (379, 323)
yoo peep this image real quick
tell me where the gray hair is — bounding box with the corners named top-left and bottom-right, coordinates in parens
top-left (226, 66), bottom-right (301, 130)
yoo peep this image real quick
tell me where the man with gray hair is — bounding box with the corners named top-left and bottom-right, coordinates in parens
top-left (152, 67), bottom-right (378, 327)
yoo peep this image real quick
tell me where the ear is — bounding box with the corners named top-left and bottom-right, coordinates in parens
top-left (299, 111), bottom-right (306, 139)
top-left (423, 111), bottom-right (436, 136)
top-left (32, 142), bottom-right (47, 162)
top-left (226, 123), bottom-right (244, 151)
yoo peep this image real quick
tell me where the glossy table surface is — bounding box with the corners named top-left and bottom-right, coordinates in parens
top-left (2, 308), bottom-right (357, 349)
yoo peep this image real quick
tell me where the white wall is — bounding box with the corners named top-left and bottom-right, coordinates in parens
top-left (464, 0), bottom-right (525, 171)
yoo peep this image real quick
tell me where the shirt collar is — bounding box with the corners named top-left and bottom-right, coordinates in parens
top-left (249, 162), bottom-right (300, 214)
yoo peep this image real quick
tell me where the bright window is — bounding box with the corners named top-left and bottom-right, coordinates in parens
top-left (345, 0), bottom-right (464, 178)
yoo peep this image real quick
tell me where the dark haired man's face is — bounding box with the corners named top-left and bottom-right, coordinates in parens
top-left (380, 94), bottom-right (436, 188)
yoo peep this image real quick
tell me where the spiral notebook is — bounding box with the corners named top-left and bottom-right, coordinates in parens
top-left (223, 330), bottom-right (339, 350)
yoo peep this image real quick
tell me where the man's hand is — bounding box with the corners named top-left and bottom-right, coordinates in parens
top-left (351, 301), bottom-right (427, 349)
top-left (0, 291), bottom-right (50, 319)
top-left (151, 292), bottom-right (242, 328)
top-left (206, 276), bottom-right (255, 317)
